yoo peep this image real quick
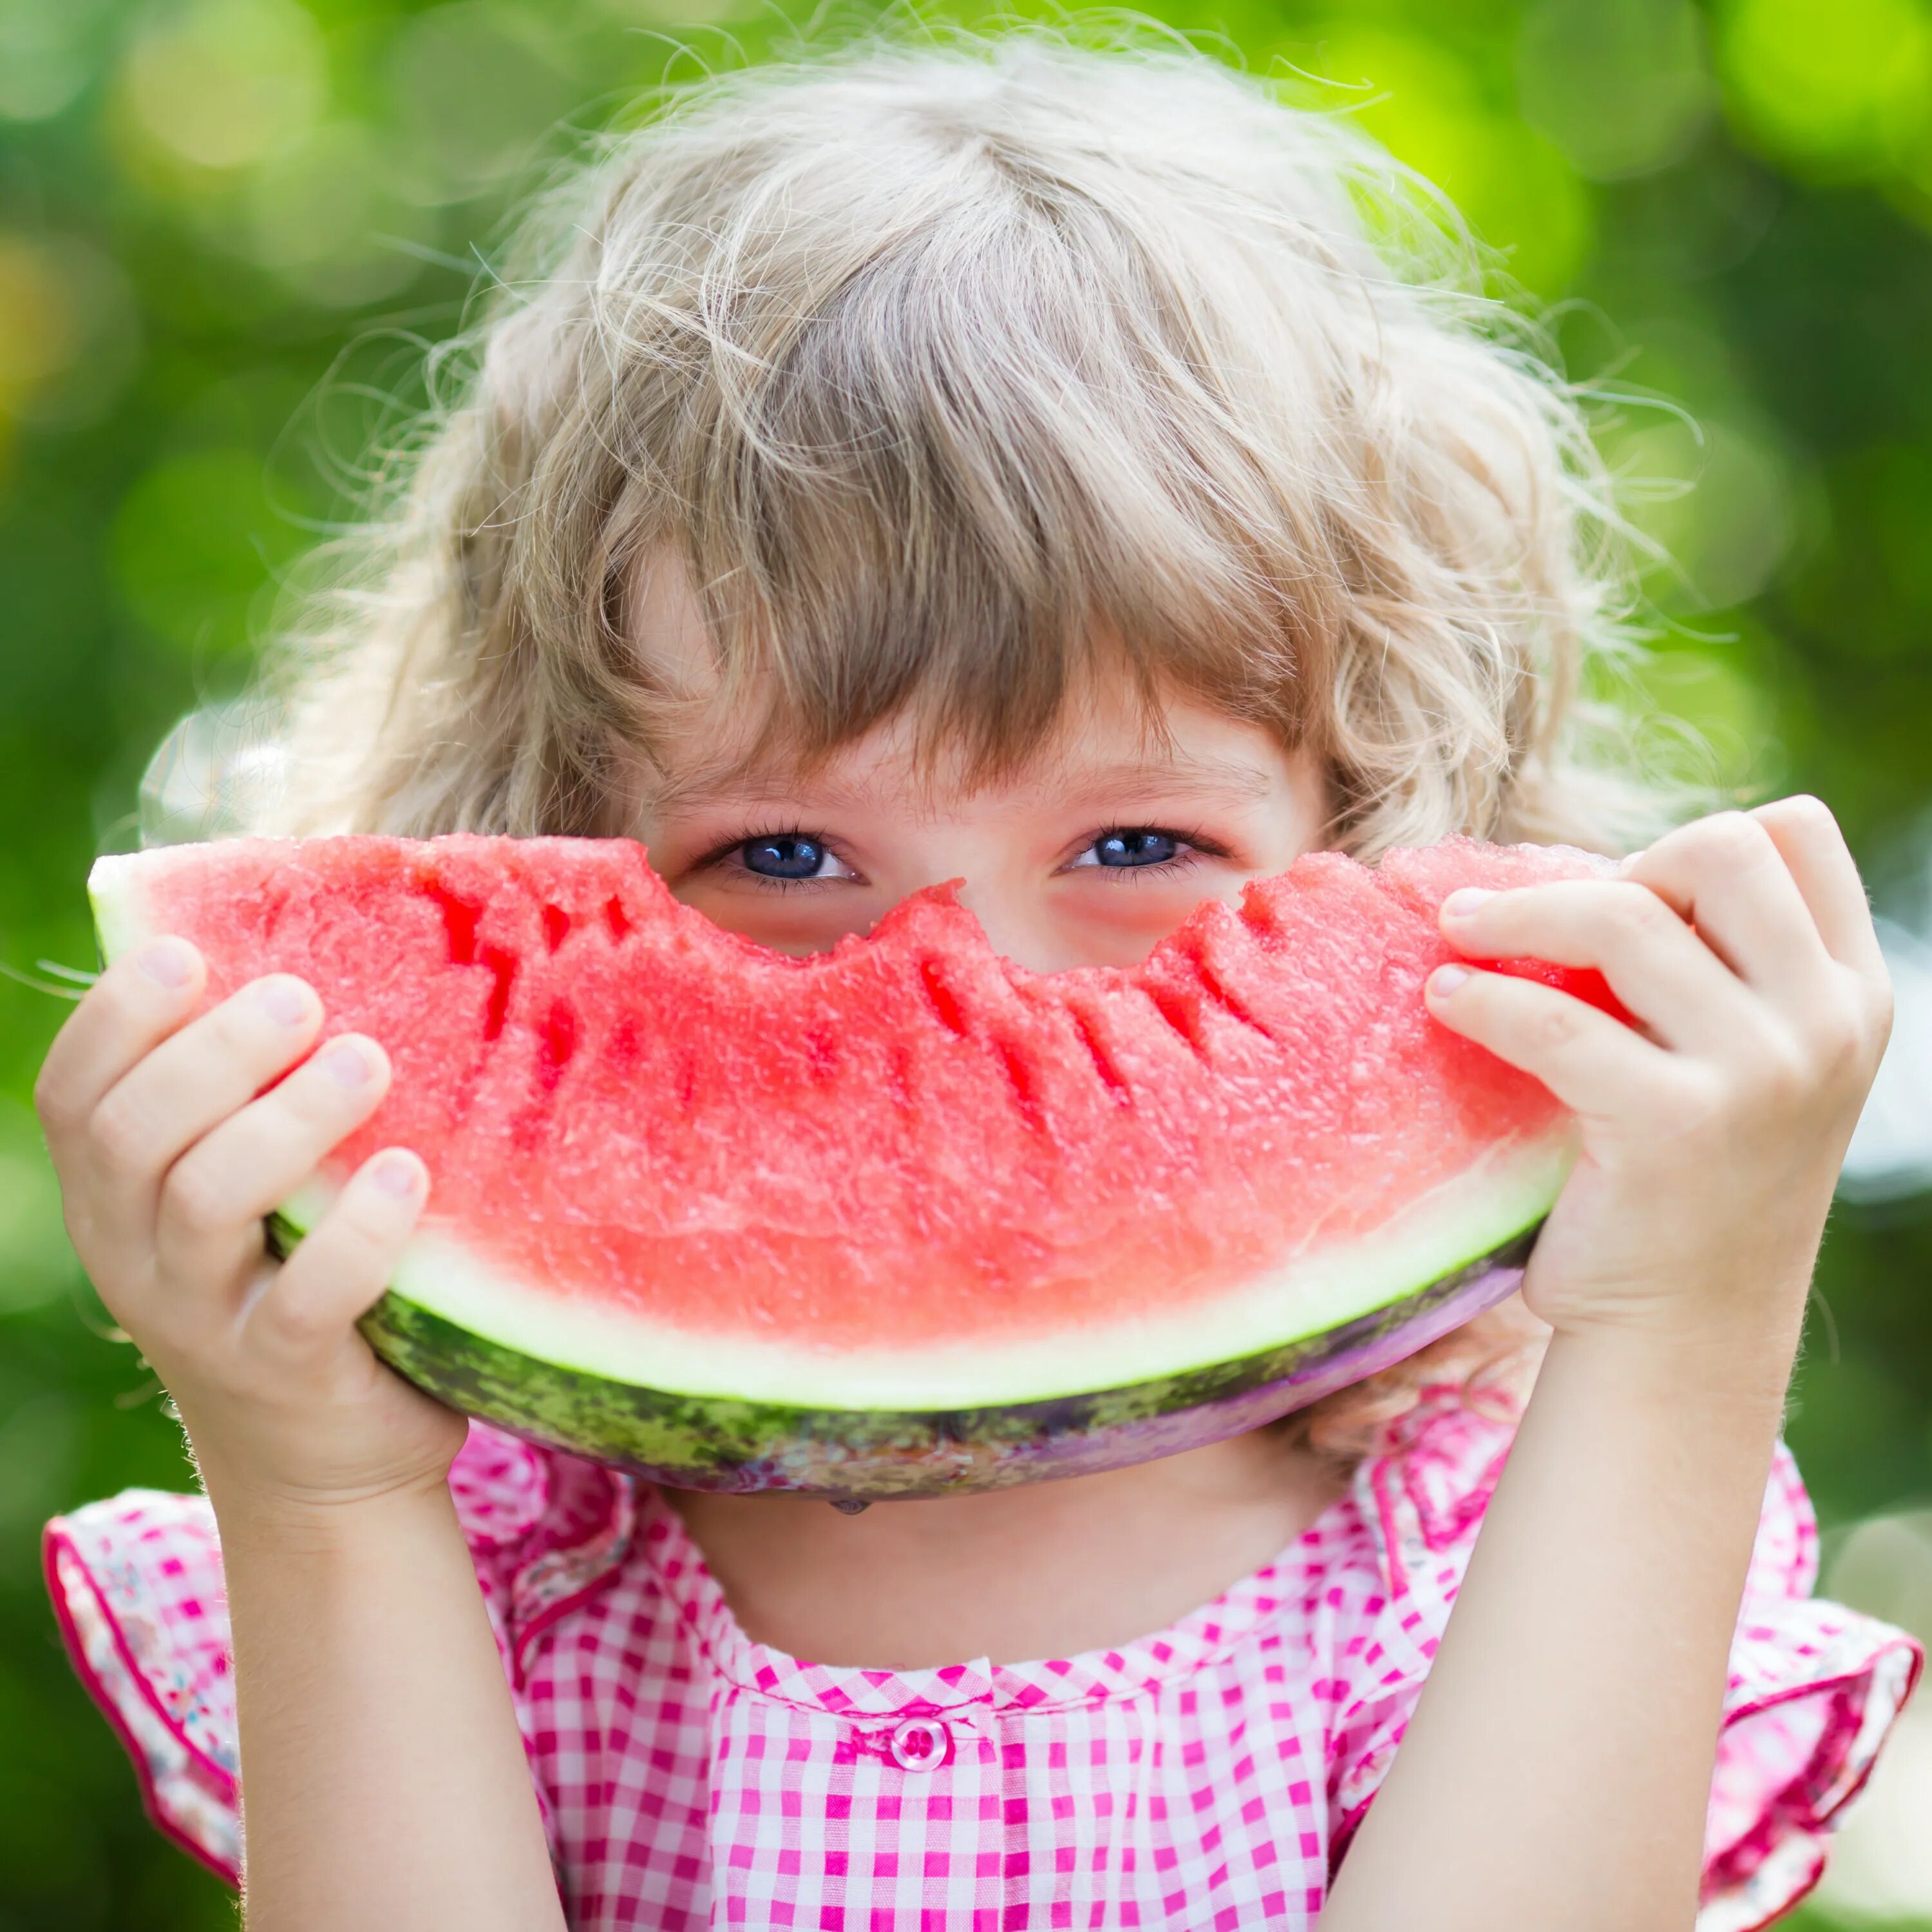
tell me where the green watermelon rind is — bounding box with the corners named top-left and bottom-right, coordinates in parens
top-left (300, 1224), bottom-right (1539, 1497)
top-left (271, 1132), bottom-right (1566, 1408)
top-left (269, 1144), bottom-right (1559, 1495)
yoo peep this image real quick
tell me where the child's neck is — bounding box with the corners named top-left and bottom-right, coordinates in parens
top-left (668, 1428), bottom-right (1347, 1669)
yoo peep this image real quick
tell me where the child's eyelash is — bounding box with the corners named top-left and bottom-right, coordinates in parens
top-left (693, 826), bottom-right (852, 891)
top-left (694, 824), bottom-right (814, 867)
top-left (1072, 825), bottom-right (1229, 881)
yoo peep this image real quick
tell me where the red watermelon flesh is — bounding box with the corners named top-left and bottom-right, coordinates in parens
top-left (90, 835), bottom-right (1613, 1495)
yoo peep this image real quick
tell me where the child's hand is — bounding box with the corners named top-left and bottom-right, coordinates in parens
top-left (1426, 798), bottom-right (1891, 1361)
top-left (35, 938), bottom-right (466, 1519)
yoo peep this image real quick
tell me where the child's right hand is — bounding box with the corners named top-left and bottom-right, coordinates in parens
top-left (35, 936), bottom-right (466, 1520)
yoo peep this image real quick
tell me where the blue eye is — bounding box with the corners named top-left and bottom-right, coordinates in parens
top-left (1091, 829), bottom-right (1180, 869)
top-left (740, 836), bottom-right (829, 880)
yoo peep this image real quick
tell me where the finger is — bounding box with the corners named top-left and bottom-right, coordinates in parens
top-left (251, 1148), bottom-right (428, 1359)
top-left (155, 1036), bottom-right (394, 1291)
top-left (34, 940), bottom-right (206, 1155)
top-left (1426, 962), bottom-right (1676, 1119)
top-left (1748, 796), bottom-right (1887, 978)
top-left (1441, 878), bottom-right (1742, 1053)
top-left (1620, 812), bottom-right (1834, 1002)
top-left (83, 976), bottom-right (323, 1224)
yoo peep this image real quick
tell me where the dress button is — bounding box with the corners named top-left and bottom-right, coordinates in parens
top-left (889, 1716), bottom-right (949, 1771)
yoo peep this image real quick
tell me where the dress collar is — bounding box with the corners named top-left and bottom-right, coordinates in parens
top-left (634, 1481), bottom-right (1356, 1718)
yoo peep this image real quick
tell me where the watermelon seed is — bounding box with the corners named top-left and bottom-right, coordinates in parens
top-left (1068, 1008), bottom-right (1132, 1104)
top-left (1143, 983), bottom-right (1210, 1060)
top-left (996, 1040), bottom-right (1048, 1137)
top-left (919, 960), bottom-right (970, 1037)
top-left (480, 944), bottom-right (518, 1040)
top-left (425, 880), bottom-right (482, 966)
top-left (1195, 961), bottom-right (1276, 1043)
top-left (603, 895), bottom-right (633, 943)
top-left (542, 904), bottom-right (571, 953)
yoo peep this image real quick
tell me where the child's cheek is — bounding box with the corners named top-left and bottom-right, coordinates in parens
top-left (1045, 875), bottom-right (1252, 971)
top-left (670, 881), bottom-right (882, 959)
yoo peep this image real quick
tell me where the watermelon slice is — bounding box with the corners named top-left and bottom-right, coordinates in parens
top-left (88, 835), bottom-right (1613, 1497)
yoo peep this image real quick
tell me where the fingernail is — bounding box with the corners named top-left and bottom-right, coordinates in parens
top-left (253, 978), bottom-right (310, 1028)
top-left (1442, 888), bottom-right (1493, 919)
top-left (1430, 964), bottom-right (1471, 996)
top-left (371, 1153), bottom-right (422, 1199)
top-left (317, 1040), bottom-right (373, 1088)
top-left (138, 940), bottom-right (193, 988)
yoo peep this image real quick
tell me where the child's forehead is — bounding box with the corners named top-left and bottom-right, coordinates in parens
top-left (644, 690), bottom-right (1296, 824)
top-left (629, 553), bottom-right (718, 703)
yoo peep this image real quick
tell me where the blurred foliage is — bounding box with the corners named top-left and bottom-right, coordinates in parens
top-left (2, 0), bottom-right (1932, 1926)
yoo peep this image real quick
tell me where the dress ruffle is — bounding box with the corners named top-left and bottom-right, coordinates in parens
top-left (1326, 1387), bottom-right (1924, 1931)
top-left (41, 1422), bottom-right (632, 1889)
top-left (43, 1488), bottom-right (240, 1885)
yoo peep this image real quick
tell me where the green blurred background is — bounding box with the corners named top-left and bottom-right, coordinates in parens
top-left (3, 0), bottom-right (1932, 1924)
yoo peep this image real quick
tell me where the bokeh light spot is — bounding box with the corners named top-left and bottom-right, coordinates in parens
top-left (3, 237), bottom-right (143, 433)
top-left (1719, 0), bottom-right (1932, 173)
top-left (246, 121), bottom-right (433, 307)
top-left (110, 446), bottom-right (292, 659)
top-left (0, 236), bottom-right (79, 415)
top-left (1628, 638), bottom-right (1783, 795)
top-left (0, 0), bottom-right (117, 123)
top-left (120, 0), bottom-right (326, 175)
top-left (1312, 24), bottom-right (1593, 291)
top-left (1612, 414), bottom-right (1797, 611)
top-left (1517, 0), bottom-right (1714, 180)
top-left (388, 3), bottom-right (579, 201)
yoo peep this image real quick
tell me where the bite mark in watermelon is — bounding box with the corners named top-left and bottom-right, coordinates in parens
top-left (89, 835), bottom-right (1616, 1496)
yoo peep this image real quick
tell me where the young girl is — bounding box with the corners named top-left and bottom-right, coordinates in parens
top-left (38, 34), bottom-right (1921, 1932)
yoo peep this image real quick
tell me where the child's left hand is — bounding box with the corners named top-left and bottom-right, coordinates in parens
top-left (1426, 797), bottom-right (1892, 1363)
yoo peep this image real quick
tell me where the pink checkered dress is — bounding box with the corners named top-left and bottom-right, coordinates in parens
top-left (44, 1387), bottom-right (1920, 1929)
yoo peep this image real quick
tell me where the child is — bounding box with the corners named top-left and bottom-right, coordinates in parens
top-left (38, 34), bottom-right (1920, 1931)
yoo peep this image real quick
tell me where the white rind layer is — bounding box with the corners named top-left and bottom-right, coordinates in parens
top-left (91, 852), bottom-right (166, 963)
top-left (281, 1133), bottom-right (1571, 1410)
